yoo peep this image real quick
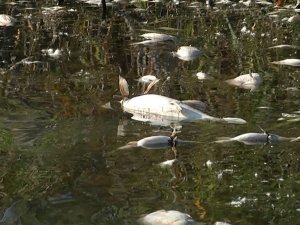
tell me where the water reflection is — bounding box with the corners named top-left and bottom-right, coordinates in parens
top-left (0, 0), bottom-right (299, 225)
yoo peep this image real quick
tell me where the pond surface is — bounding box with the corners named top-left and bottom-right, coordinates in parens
top-left (0, 0), bottom-right (300, 224)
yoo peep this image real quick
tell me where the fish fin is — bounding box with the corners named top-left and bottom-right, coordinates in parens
top-left (222, 117), bottom-right (247, 124)
top-left (256, 125), bottom-right (267, 134)
top-left (225, 79), bottom-right (235, 85)
top-left (119, 75), bottom-right (129, 98)
top-left (143, 79), bottom-right (160, 94)
top-left (118, 141), bottom-right (138, 149)
top-left (181, 100), bottom-right (206, 111)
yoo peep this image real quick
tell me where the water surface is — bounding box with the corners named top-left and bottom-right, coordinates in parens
top-left (0, 0), bottom-right (299, 224)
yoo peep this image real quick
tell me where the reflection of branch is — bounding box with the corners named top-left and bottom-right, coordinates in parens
top-left (9, 57), bottom-right (46, 70)
top-left (224, 13), bottom-right (242, 70)
top-left (102, 0), bottom-right (107, 19)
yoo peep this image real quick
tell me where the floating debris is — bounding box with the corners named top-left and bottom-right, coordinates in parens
top-left (206, 160), bottom-right (213, 168)
top-left (172, 46), bottom-right (202, 61)
top-left (256, 106), bottom-right (272, 109)
top-left (0, 14), bottom-right (16, 26)
top-left (271, 58), bottom-right (300, 67)
top-left (229, 197), bottom-right (247, 207)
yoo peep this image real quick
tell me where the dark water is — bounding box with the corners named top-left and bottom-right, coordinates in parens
top-left (0, 0), bottom-right (299, 224)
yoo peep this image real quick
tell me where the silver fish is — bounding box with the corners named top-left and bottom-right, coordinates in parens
top-left (0, 14), bottom-right (16, 26)
top-left (138, 210), bottom-right (200, 225)
top-left (271, 58), bottom-right (300, 67)
top-left (118, 76), bottom-right (247, 126)
top-left (118, 135), bottom-right (176, 149)
top-left (172, 46), bottom-right (202, 61)
top-left (215, 132), bottom-right (294, 145)
top-left (225, 73), bottom-right (262, 91)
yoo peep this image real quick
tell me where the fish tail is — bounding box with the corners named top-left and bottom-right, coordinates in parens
top-left (222, 117), bottom-right (247, 124)
top-left (214, 137), bottom-right (232, 143)
top-left (290, 136), bottom-right (300, 142)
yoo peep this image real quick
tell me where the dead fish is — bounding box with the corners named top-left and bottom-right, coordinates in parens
top-left (287, 15), bottom-right (300, 23)
top-left (0, 14), bottom-right (16, 26)
top-left (268, 44), bottom-right (300, 49)
top-left (136, 75), bottom-right (159, 84)
top-left (118, 76), bottom-right (247, 125)
top-left (48, 192), bottom-right (75, 204)
top-left (271, 58), bottom-right (300, 67)
top-left (215, 222), bottom-right (232, 225)
top-left (158, 159), bottom-right (178, 169)
top-left (118, 135), bottom-right (177, 149)
top-left (195, 72), bottom-right (213, 80)
top-left (225, 73), bottom-right (262, 91)
top-left (215, 132), bottom-right (294, 145)
top-left (138, 210), bottom-right (200, 225)
top-left (9, 57), bottom-right (45, 70)
top-left (172, 46), bottom-right (202, 61)
top-left (0, 200), bottom-right (28, 224)
top-left (42, 48), bottom-right (63, 59)
top-left (132, 33), bottom-right (177, 45)
top-left (140, 33), bottom-right (177, 42)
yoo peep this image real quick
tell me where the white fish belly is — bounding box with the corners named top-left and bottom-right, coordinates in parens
top-left (232, 133), bottom-right (268, 142)
top-left (122, 94), bottom-right (186, 119)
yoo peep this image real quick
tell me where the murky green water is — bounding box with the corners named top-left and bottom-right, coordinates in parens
top-left (0, 0), bottom-right (299, 224)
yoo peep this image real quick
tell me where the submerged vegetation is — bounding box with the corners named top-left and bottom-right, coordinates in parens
top-left (0, 0), bottom-right (299, 224)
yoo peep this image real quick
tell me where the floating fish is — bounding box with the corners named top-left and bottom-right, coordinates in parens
top-left (215, 132), bottom-right (295, 145)
top-left (138, 210), bottom-right (199, 225)
top-left (0, 200), bottom-right (28, 224)
top-left (42, 49), bottom-right (63, 59)
top-left (277, 111), bottom-right (300, 122)
top-left (158, 159), bottom-right (178, 169)
top-left (9, 57), bottom-right (45, 70)
top-left (118, 76), bottom-right (247, 125)
top-left (42, 6), bottom-right (64, 14)
top-left (287, 15), bottom-right (300, 23)
top-left (0, 14), bottom-right (16, 26)
top-left (225, 72), bottom-right (262, 91)
top-left (172, 46), bottom-right (202, 61)
top-left (132, 33), bottom-right (177, 45)
top-left (118, 135), bottom-right (177, 149)
top-left (215, 222), bottom-right (232, 225)
top-left (195, 72), bottom-right (213, 80)
top-left (140, 32), bottom-right (177, 42)
top-left (271, 58), bottom-right (300, 67)
top-left (136, 75), bottom-right (159, 84)
top-left (268, 44), bottom-right (300, 49)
